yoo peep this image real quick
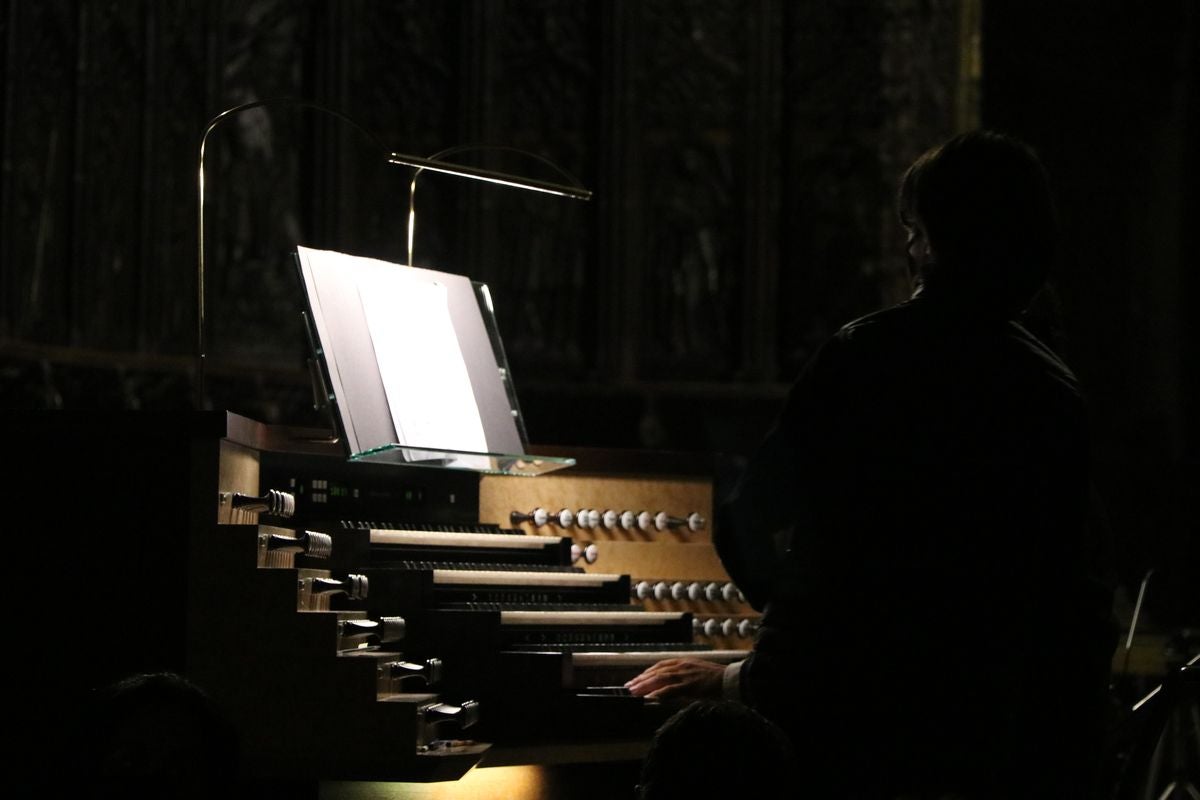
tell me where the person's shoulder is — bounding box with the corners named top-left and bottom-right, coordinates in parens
top-left (831, 299), bottom-right (924, 349)
top-left (782, 302), bottom-right (924, 390)
top-left (1006, 319), bottom-right (1082, 394)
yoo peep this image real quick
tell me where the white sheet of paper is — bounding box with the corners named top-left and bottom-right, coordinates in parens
top-left (358, 270), bottom-right (488, 455)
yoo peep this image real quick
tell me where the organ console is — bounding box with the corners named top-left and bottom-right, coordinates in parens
top-left (10, 409), bottom-right (1186, 798)
top-left (189, 411), bottom-right (760, 784)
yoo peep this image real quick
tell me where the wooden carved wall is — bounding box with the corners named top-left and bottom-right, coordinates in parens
top-left (0, 0), bottom-right (976, 455)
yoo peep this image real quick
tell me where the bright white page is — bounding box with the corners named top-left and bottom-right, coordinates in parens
top-left (357, 269), bottom-right (488, 454)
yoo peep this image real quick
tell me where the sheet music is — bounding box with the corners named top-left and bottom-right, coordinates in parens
top-left (357, 269), bottom-right (488, 455)
top-left (295, 245), bottom-right (531, 467)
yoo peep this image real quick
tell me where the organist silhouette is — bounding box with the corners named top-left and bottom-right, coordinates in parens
top-left (626, 130), bottom-right (1118, 799)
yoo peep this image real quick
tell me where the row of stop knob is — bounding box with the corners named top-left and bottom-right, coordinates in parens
top-left (511, 507), bottom-right (706, 532)
top-left (695, 617), bottom-right (760, 639)
top-left (633, 579), bottom-right (745, 604)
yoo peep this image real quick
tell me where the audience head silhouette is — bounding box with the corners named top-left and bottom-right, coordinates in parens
top-left (77, 671), bottom-right (241, 799)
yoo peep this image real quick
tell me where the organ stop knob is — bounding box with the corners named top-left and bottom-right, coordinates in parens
top-left (510, 507), bottom-right (574, 527)
top-left (652, 511), bottom-right (707, 532)
top-left (571, 542), bottom-right (600, 564)
top-left (510, 507), bottom-right (550, 526)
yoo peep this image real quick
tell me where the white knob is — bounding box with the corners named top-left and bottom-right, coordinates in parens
top-left (720, 618), bottom-right (736, 637)
top-left (583, 543), bottom-right (599, 564)
top-left (653, 581), bottom-right (672, 600)
top-left (702, 619), bottom-right (721, 637)
top-left (687, 582), bottom-right (705, 601)
top-left (601, 509), bottom-right (619, 529)
top-left (634, 581), bottom-right (654, 600)
top-left (654, 511), bottom-right (672, 531)
top-left (571, 543), bottom-right (583, 563)
top-left (577, 509), bottom-right (599, 529)
top-left (619, 510), bottom-right (637, 530)
top-left (532, 507), bottom-right (549, 526)
top-left (704, 582), bottom-right (723, 602)
top-left (721, 583), bottom-right (740, 602)
top-left (737, 619), bottom-right (759, 638)
top-left (636, 511), bottom-right (654, 531)
top-left (687, 512), bottom-right (706, 531)
top-left (692, 617), bottom-right (704, 634)
top-left (553, 508), bottom-right (575, 527)
top-left (670, 581), bottom-right (688, 600)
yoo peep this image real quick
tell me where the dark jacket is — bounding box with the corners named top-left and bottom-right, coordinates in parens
top-left (715, 292), bottom-right (1116, 798)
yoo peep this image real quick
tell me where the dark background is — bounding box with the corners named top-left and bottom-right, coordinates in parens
top-left (1, 0), bottom-right (1195, 628)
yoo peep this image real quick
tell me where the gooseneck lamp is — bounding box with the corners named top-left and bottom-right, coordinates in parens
top-left (195, 98), bottom-right (591, 410)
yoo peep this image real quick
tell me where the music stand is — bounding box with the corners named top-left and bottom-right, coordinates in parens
top-left (295, 245), bottom-right (574, 477)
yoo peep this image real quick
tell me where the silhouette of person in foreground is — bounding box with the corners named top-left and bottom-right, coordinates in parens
top-left (627, 130), bottom-right (1117, 799)
top-left (73, 671), bottom-right (242, 799)
top-left (636, 700), bottom-right (799, 800)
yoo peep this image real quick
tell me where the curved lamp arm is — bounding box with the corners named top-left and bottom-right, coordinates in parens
top-left (196, 98), bottom-right (388, 410)
top-left (197, 99), bottom-right (593, 411)
top-left (391, 145), bottom-right (593, 268)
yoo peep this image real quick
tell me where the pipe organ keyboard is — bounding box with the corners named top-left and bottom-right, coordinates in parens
top-left (193, 414), bottom-right (759, 782)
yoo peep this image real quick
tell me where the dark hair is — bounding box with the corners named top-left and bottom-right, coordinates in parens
top-left (637, 701), bottom-right (797, 800)
top-left (898, 129), bottom-right (1058, 314)
top-left (76, 672), bottom-right (241, 797)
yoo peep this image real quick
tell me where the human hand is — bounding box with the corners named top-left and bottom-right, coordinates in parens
top-left (624, 658), bottom-right (726, 702)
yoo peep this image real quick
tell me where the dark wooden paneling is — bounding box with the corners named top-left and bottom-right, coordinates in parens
top-left (631, 0), bottom-right (749, 382)
top-left (73, 0), bottom-right (145, 350)
top-left (201, 0), bottom-right (319, 420)
top-left (778, 0), bottom-right (887, 377)
top-left (140, 0), bottom-right (211, 354)
top-left (0, 0), bottom-right (977, 444)
top-left (2, 1), bottom-right (78, 344)
top-left (480, 0), bottom-right (600, 379)
top-left (331, 0), bottom-right (462, 267)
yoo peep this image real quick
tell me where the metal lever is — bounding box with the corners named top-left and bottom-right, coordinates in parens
top-left (339, 616), bottom-right (406, 648)
top-left (384, 657), bottom-right (443, 688)
top-left (231, 489), bottom-right (295, 518)
top-left (422, 699), bottom-right (480, 732)
top-left (264, 530), bottom-right (332, 560)
top-left (308, 574), bottom-right (368, 600)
